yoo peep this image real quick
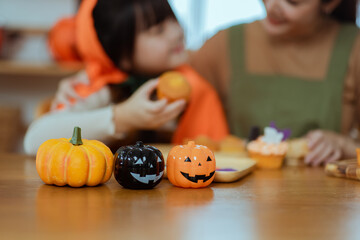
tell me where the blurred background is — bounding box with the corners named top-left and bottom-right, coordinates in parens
top-left (0, 0), bottom-right (358, 153)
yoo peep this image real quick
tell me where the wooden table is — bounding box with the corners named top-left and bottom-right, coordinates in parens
top-left (1, 153), bottom-right (360, 240)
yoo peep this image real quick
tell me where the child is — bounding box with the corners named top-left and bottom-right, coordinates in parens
top-left (24, 0), bottom-right (229, 155)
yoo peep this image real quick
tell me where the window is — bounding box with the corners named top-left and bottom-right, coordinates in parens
top-left (169, 0), bottom-right (266, 49)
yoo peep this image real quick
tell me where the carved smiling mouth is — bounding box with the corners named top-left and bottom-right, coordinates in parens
top-left (130, 171), bottom-right (164, 184)
top-left (180, 171), bottom-right (215, 183)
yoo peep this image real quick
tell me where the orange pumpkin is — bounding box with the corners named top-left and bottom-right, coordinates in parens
top-left (167, 141), bottom-right (216, 188)
top-left (48, 16), bottom-right (81, 63)
top-left (157, 71), bottom-right (191, 102)
top-left (36, 126), bottom-right (114, 187)
top-left (357, 148), bottom-right (360, 165)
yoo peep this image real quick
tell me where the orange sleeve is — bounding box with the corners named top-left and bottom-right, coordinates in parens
top-left (172, 65), bottom-right (229, 144)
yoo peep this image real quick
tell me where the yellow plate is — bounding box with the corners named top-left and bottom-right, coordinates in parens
top-left (214, 152), bottom-right (256, 183)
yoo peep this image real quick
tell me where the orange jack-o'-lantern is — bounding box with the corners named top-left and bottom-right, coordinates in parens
top-left (167, 141), bottom-right (216, 188)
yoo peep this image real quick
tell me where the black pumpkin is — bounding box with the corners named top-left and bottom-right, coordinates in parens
top-left (114, 141), bottom-right (165, 189)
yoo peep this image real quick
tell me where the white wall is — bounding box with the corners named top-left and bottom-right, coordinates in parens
top-left (0, 0), bottom-right (77, 29)
top-left (0, 0), bottom-right (265, 49)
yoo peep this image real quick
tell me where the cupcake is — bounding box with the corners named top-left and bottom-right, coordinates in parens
top-left (357, 148), bottom-right (360, 165)
top-left (219, 135), bottom-right (246, 153)
top-left (247, 126), bottom-right (288, 169)
top-left (157, 71), bottom-right (191, 102)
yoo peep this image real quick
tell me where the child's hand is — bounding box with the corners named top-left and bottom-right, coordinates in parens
top-left (305, 130), bottom-right (357, 166)
top-left (113, 79), bottom-right (186, 133)
top-left (51, 72), bottom-right (89, 110)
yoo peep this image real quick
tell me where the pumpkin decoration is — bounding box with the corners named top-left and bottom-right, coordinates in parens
top-left (114, 141), bottom-right (165, 189)
top-left (48, 16), bottom-right (82, 63)
top-left (167, 141), bottom-right (216, 188)
top-left (36, 126), bottom-right (114, 187)
top-left (157, 71), bottom-right (191, 102)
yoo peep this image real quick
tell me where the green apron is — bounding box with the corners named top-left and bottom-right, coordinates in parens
top-left (228, 23), bottom-right (358, 138)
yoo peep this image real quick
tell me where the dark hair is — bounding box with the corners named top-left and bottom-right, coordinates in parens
top-left (93, 0), bottom-right (176, 70)
top-left (322, 0), bottom-right (358, 23)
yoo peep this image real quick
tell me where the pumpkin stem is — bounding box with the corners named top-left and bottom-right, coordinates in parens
top-left (135, 141), bottom-right (144, 148)
top-left (188, 141), bottom-right (195, 147)
top-left (70, 126), bottom-right (83, 146)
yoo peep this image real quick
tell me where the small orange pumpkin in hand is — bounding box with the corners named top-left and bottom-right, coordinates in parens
top-left (36, 127), bottom-right (114, 187)
top-left (157, 71), bottom-right (191, 102)
top-left (167, 141), bottom-right (216, 188)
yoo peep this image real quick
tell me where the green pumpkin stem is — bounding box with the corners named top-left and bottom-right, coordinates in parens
top-left (70, 126), bottom-right (83, 146)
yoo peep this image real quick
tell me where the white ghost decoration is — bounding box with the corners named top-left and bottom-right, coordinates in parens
top-left (262, 127), bottom-right (284, 144)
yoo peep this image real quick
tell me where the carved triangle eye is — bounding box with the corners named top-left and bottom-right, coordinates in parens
top-left (207, 156), bottom-right (212, 162)
top-left (184, 157), bottom-right (191, 162)
top-left (135, 159), bottom-right (143, 165)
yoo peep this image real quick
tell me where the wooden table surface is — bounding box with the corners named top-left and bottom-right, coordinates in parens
top-left (1, 153), bottom-right (360, 240)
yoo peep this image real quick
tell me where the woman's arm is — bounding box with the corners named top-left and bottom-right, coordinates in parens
top-left (353, 33), bottom-right (360, 149)
top-left (342, 32), bottom-right (360, 157)
top-left (188, 30), bottom-right (230, 100)
top-left (305, 33), bottom-right (360, 166)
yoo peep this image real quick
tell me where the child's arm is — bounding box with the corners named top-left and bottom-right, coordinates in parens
top-left (112, 80), bottom-right (186, 133)
top-left (51, 71), bottom-right (111, 111)
top-left (24, 106), bottom-right (119, 155)
top-left (24, 80), bottom-right (186, 155)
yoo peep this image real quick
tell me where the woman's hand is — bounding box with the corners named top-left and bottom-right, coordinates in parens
top-left (305, 130), bottom-right (358, 166)
top-left (113, 79), bottom-right (186, 134)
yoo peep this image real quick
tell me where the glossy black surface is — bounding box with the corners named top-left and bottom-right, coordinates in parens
top-left (114, 141), bottom-right (165, 189)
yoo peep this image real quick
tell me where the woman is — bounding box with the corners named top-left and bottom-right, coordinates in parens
top-left (190, 0), bottom-right (360, 166)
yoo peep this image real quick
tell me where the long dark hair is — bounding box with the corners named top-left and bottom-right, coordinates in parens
top-left (92, 0), bottom-right (176, 69)
top-left (322, 0), bottom-right (358, 23)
